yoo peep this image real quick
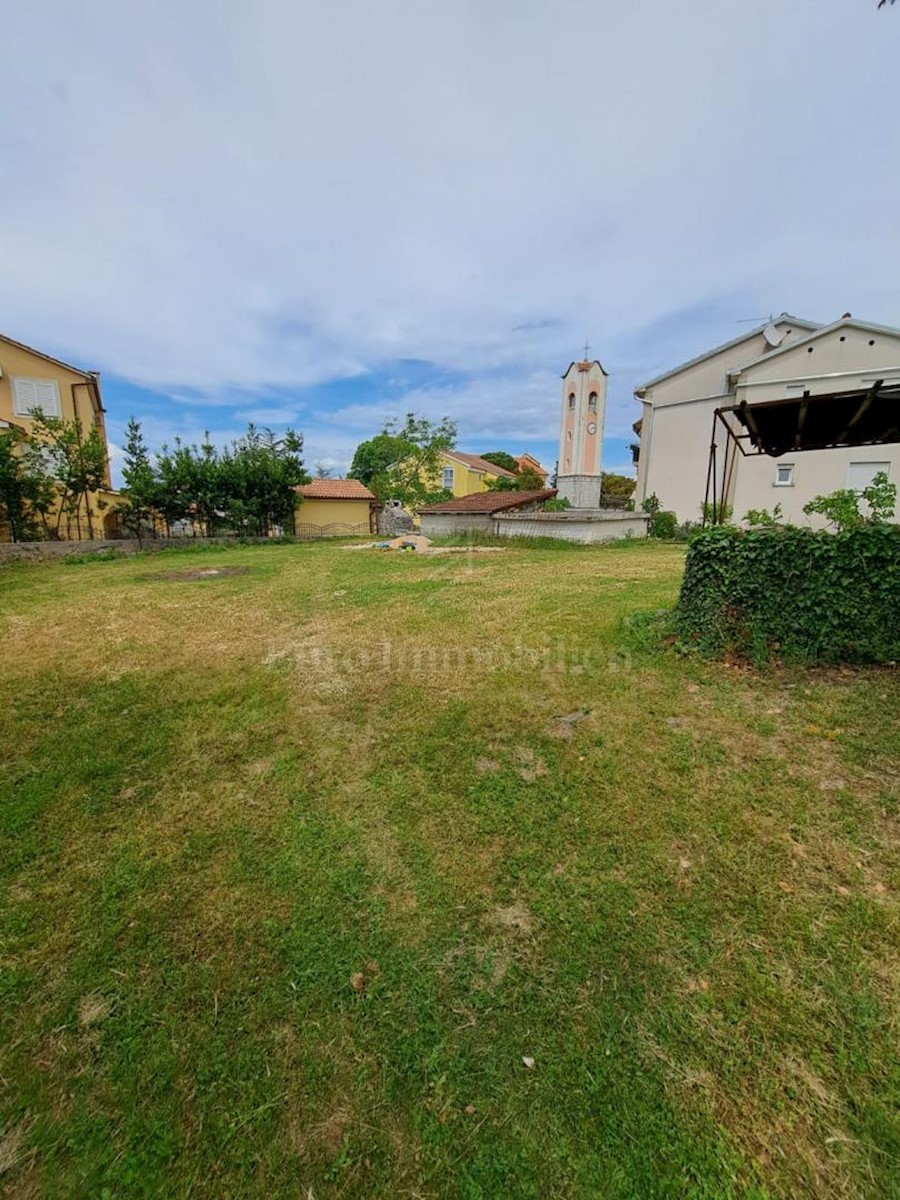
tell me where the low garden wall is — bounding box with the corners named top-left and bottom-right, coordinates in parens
top-left (494, 510), bottom-right (649, 543)
top-left (0, 538), bottom-right (144, 563)
top-left (0, 531), bottom-right (354, 563)
top-left (676, 525), bottom-right (900, 663)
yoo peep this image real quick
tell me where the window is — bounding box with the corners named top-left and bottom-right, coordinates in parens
top-left (441, 466), bottom-right (454, 490)
top-left (847, 462), bottom-right (890, 492)
top-left (588, 391), bottom-right (598, 411)
top-left (12, 377), bottom-right (61, 418)
top-left (568, 393), bottom-right (575, 409)
top-left (774, 463), bottom-right (794, 487)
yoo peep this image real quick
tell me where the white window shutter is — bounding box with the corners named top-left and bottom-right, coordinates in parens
top-left (12, 377), bottom-right (61, 417)
top-left (847, 462), bottom-right (890, 492)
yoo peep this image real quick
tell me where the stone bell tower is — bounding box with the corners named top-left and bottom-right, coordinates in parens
top-left (556, 352), bottom-right (607, 508)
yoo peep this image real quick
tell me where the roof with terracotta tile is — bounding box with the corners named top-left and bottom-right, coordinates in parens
top-left (294, 478), bottom-right (376, 501)
top-left (419, 488), bottom-right (556, 515)
top-left (444, 450), bottom-right (516, 477)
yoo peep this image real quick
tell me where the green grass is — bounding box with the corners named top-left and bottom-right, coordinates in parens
top-left (1, 540), bottom-right (898, 1198)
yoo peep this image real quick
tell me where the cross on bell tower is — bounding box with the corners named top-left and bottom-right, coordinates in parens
top-left (556, 348), bottom-right (607, 509)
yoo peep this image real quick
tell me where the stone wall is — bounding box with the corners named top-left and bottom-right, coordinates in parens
top-left (0, 535), bottom-right (298, 563)
top-left (493, 511), bottom-right (649, 544)
top-left (0, 538), bottom-right (143, 563)
top-left (418, 512), bottom-right (495, 537)
top-left (376, 506), bottom-right (414, 537)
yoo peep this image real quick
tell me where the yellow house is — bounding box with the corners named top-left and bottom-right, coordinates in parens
top-left (0, 332), bottom-right (119, 542)
top-left (294, 478), bottom-right (376, 537)
top-left (434, 450), bottom-right (516, 497)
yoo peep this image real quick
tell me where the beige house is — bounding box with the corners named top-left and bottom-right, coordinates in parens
top-left (294, 478), bottom-right (375, 537)
top-left (0, 332), bottom-right (118, 541)
top-left (635, 315), bottom-right (900, 524)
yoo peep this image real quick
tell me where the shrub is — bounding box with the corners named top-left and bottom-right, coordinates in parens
top-left (641, 492), bottom-right (677, 538)
top-left (649, 509), bottom-right (677, 539)
top-left (544, 496), bottom-right (571, 512)
top-left (700, 500), bottom-right (733, 525)
top-left (803, 471), bottom-right (896, 531)
top-left (676, 524), bottom-right (900, 664)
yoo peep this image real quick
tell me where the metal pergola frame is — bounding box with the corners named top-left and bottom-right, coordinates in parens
top-left (702, 379), bottom-right (900, 525)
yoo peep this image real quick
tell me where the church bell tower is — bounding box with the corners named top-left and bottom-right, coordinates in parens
top-left (556, 352), bottom-right (607, 508)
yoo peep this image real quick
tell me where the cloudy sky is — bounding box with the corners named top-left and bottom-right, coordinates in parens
top-left (3, 0), bottom-right (898, 481)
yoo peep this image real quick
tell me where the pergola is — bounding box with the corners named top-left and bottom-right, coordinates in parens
top-left (703, 379), bottom-right (900, 524)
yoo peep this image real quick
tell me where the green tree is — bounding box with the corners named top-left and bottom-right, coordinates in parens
top-left (480, 450), bottom-right (519, 474)
top-left (378, 413), bottom-right (457, 509)
top-left (600, 472), bottom-right (635, 498)
top-left (349, 431), bottom-right (416, 499)
top-left (0, 427), bottom-right (56, 542)
top-left (118, 417), bottom-right (159, 543)
top-left (30, 411), bottom-right (108, 540)
top-left (222, 426), bottom-right (308, 535)
top-left (149, 424), bottom-right (308, 538)
top-left (484, 467), bottom-right (546, 493)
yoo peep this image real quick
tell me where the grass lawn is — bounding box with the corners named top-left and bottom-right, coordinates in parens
top-left (1, 539), bottom-right (898, 1198)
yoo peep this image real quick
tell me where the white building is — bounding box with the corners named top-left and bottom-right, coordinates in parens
top-left (634, 315), bottom-right (900, 524)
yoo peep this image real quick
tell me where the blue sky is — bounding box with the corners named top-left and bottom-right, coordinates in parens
top-left (2, 1), bottom-right (898, 486)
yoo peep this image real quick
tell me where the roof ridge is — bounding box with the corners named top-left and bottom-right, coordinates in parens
top-left (739, 316), bottom-right (900, 372)
top-left (0, 332), bottom-right (96, 379)
top-left (635, 314), bottom-right (821, 395)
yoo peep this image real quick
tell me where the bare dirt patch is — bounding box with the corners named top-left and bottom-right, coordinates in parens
top-left (515, 747), bottom-right (548, 782)
top-left (488, 901), bottom-right (534, 936)
top-left (78, 993), bottom-right (113, 1027)
top-left (145, 567), bottom-right (250, 581)
top-left (475, 756), bottom-right (500, 774)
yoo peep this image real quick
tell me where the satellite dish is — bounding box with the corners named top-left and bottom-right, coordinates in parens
top-left (763, 322), bottom-right (784, 348)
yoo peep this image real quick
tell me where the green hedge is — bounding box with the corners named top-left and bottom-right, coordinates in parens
top-left (676, 524), bottom-right (900, 663)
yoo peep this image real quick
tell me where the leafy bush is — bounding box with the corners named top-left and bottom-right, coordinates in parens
top-left (649, 509), bottom-right (677, 539)
top-left (803, 471), bottom-right (896, 531)
top-left (640, 493), bottom-right (676, 538)
top-left (673, 520), bottom-right (701, 542)
top-left (743, 504), bottom-right (783, 528)
top-left (700, 500), bottom-right (733, 525)
top-left (544, 496), bottom-right (571, 512)
top-left (676, 524), bottom-right (900, 663)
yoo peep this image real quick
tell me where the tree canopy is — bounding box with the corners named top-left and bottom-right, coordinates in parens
top-left (480, 450), bottom-right (519, 474)
top-left (120, 420), bottom-right (309, 537)
top-left (349, 413), bottom-right (457, 509)
top-left (0, 412), bottom-right (109, 541)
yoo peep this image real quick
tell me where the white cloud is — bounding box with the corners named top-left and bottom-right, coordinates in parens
top-left (2, 0), bottom-right (898, 458)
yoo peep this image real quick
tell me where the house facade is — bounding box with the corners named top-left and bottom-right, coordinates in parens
top-left (0, 333), bottom-right (118, 541)
top-left (433, 450), bottom-right (516, 497)
top-left (634, 315), bottom-right (900, 524)
top-left (294, 478), bottom-right (375, 537)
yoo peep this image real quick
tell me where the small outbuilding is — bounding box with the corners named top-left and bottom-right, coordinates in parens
top-left (294, 479), bottom-right (376, 538)
top-left (418, 489), bottom-right (557, 537)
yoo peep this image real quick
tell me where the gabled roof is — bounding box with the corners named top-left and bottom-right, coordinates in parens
top-left (0, 332), bottom-right (97, 379)
top-left (515, 453), bottom-right (548, 477)
top-left (443, 450), bottom-right (516, 477)
top-left (295, 478), bottom-right (376, 501)
top-left (634, 314), bottom-right (821, 395)
top-left (561, 359), bottom-right (608, 378)
top-left (420, 488), bottom-right (556, 515)
top-left (738, 317), bottom-right (900, 374)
